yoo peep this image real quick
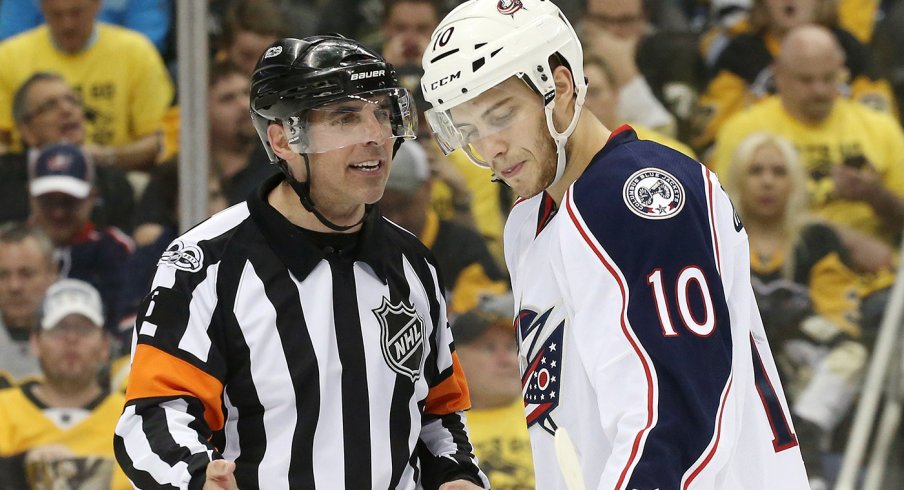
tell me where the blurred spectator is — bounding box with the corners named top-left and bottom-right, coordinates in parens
top-left (28, 143), bottom-right (133, 339)
top-left (214, 0), bottom-right (290, 77)
top-left (0, 0), bottom-right (172, 53)
top-left (583, 54), bottom-right (697, 159)
top-left (836, 0), bottom-right (880, 44)
top-left (0, 278), bottom-right (129, 490)
top-left (722, 132), bottom-right (867, 488)
top-left (0, 223), bottom-right (57, 383)
top-left (872, 0), bottom-right (904, 117)
top-left (315, 0), bottom-right (383, 41)
top-left (581, 0), bottom-right (703, 138)
top-left (1, 72), bottom-right (135, 231)
top-left (208, 60), bottom-right (278, 205)
top-left (698, 0), bottom-right (753, 69)
top-left (122, 159), bottom-right (228, 329)
top-left (0, 0), bottom-right (174, 171)
top-left (693, 0), bottom-right (895, 154)
top-left (380, 141), bottom-right (508, 315)
top-left (132, 60), bottom-right (273, 248)
top-left (452, 292), bottom-right (533, 488)
top-left (380, 0), bottom-right (438, 72)
top-left (711, 25), bottom-right (904, 259)
top-left (426, 141), bottom-right (509, 271)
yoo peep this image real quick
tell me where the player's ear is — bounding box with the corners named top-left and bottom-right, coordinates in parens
top-left (267, 122), bottom-right (295, 161)
top-left (552, 64), bottom-right (576, 131)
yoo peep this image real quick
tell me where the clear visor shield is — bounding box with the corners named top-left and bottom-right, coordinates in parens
top-left (425, 79), bottom-right (545, 168)
top-left (283, 88), bottom-right (417, 154)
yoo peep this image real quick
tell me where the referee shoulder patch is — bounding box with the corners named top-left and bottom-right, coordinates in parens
top-left (158, 240), bottom-right (205, 272)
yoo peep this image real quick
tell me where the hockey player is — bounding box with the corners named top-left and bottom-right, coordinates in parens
top-left (420, 0), bottom-right (811, 488)
top-left (114, 35), bottom-right (487, 489)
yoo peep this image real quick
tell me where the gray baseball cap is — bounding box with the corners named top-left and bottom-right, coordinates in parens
top-left (386, 141), bottom-right (430, 194)
top-left (452, 292), bottom-right (515, 344)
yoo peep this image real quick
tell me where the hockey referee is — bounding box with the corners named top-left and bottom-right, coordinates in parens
top-left (113, 35), bottom-right (488, 490)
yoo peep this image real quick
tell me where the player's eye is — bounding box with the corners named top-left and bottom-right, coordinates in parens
top-left (488, 106), bottom-right (517, 127)
top-left (332, 112), bottom-right (360, 126)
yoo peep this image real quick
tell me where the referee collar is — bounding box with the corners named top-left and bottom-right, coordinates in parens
top-left (248, 173), bottom-right (389, 283)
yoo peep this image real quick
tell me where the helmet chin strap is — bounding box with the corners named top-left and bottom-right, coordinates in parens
top-left (544, 86), bottom-right (586, 189)
top-left (277, 155), bottom-right (369, 232)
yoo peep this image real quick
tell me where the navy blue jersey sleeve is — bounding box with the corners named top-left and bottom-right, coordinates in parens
top-left (565, 134), bottom-right (737, 488)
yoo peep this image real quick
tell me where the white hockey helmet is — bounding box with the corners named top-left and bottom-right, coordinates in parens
top-left (420, 0), bottom-right (586, 185)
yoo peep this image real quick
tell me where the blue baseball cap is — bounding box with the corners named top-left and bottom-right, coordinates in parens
top-left (28, 143), bottom-right (94, 199)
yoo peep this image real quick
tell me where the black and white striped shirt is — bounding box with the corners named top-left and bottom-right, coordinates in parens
top-left (114, 175), bottom-right (488, 489)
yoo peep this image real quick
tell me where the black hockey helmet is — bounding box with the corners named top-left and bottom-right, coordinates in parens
top-left (250, 35), bottom-right (417, 162)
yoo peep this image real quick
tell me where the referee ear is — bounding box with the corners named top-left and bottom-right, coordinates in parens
top-left (266, 122), bottom-right (295, 162)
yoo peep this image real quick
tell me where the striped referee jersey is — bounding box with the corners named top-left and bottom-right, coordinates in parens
top-left (114, 174), bottom-right (488, 489)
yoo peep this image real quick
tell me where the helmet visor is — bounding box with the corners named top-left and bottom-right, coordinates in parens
top-left (283, 88), bottom-right (417, 154)
top-left (424, 78), bottom-right (545, 168)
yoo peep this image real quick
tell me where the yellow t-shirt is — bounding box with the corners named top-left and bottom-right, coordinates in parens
top-left (466, 399), bottom-right (535, 489)
top-left (0, 23), bottom-right (174, 150)
top-left (711, 96), bottom-right (904, 243)
top-left (0, 383), bottom-right (131, 490)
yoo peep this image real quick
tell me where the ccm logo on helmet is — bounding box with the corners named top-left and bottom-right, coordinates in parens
top-left (350, 70), bottom-right (385, 81)
top-left (430, 71), bottom-right (461, 90)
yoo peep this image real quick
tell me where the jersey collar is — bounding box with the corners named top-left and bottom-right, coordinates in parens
top-left (248, 174), bottom-right (389, 283)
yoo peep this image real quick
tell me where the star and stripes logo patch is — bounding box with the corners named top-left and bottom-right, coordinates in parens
top-left (517, 307), bottom-right (564, 435)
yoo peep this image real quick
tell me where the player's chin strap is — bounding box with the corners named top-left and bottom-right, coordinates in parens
top-left (488, 99), bottom-right (582, 186)
top-left (544, 87), bottom-right (586, 189)
top-left (277, 155), bottom-right (369, 232)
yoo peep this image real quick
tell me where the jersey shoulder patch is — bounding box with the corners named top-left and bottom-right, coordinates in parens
top-left (622, 167), bottom-right (686, 220)
top-left (158, 240), bottom-right (204, 272)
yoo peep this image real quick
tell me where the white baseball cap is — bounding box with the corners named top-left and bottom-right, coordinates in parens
top-left (40, 278), bottom-right (104, 330)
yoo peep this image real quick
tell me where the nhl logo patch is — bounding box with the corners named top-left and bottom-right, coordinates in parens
top-left (623, 168), bottom-right (685, 220)
top-left (373, 298), bottom-right (425, 381)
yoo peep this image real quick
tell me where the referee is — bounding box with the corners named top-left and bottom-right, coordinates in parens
top-left (114, 35), bottom-right (488, 490)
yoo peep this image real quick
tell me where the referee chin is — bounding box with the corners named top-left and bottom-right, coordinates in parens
top-left (114, 35), bottom-right (488, 490)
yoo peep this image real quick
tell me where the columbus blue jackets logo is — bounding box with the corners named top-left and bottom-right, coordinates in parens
top-left (623, 168), bottom-right (685, 220)
top-left (517, 307), bottom-right (564, 436)
top-left (158, 241), bottom-right (204, 272)
top-left (373, 298), bottom-right (425, 381)
top-left (497, 0), bottom-right (524, 15)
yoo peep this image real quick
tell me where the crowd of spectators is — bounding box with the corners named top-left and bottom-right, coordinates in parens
top-left (0, 0), bottom-right (903, 488)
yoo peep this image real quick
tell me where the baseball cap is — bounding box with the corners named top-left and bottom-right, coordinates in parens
top-left (39, 278), bottom-right (104, 330)
top-left (452, 292), bottom-right (515, 344)
top-left (386, 141), bottom-right (430, 194)
top-left (28, 143), bottom-right (94, 199)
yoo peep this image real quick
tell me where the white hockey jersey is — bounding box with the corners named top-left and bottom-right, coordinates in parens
top-left (505, 127), bottom-right (811, 489)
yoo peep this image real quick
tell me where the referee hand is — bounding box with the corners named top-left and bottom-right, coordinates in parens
top-left (203, 460), bottom-right (237, 490)
top-left (439, 480), bottom-right (484, 489)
